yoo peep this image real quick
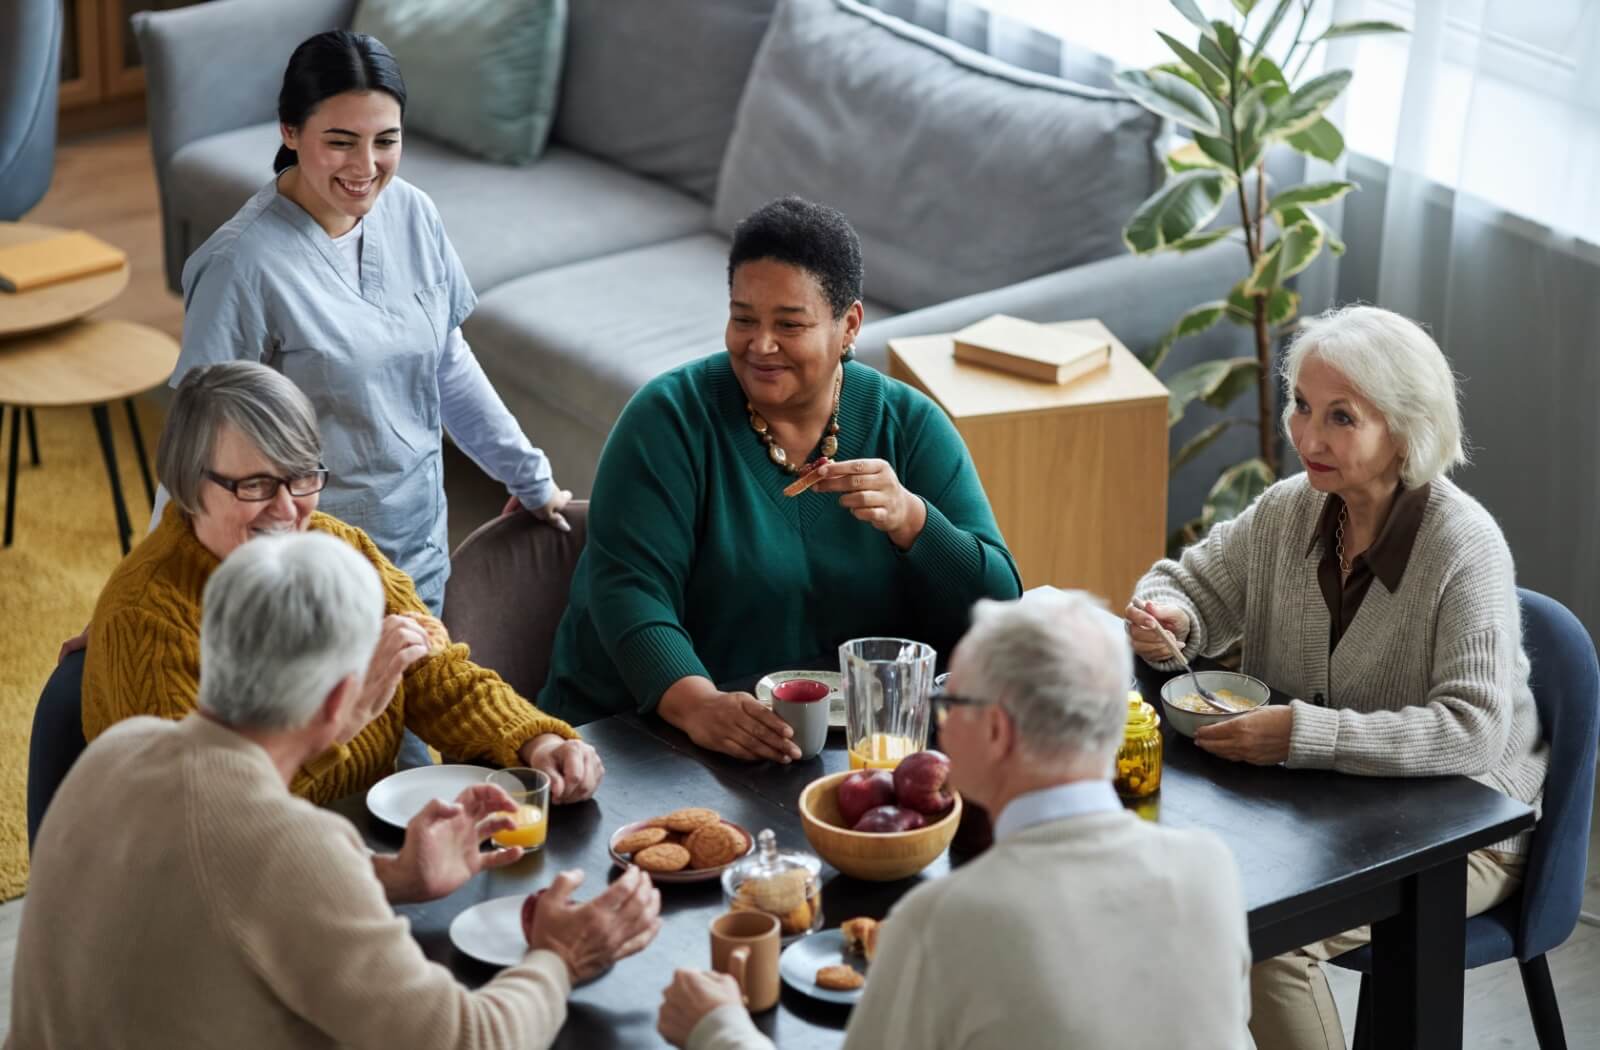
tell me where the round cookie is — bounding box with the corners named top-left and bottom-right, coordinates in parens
top-left (615, 826), bottom-right (670, 855)
top-left (660, 807), bottom-right (721, 833)
top-left (685, 822), bottom-right (745, 869)
top-left (815, 965), bottom-right (864, 991)
top-left (634, 843), bottom-right (691, 873)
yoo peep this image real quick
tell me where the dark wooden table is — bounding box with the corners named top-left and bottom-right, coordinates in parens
top-left (329, 667), bottom-right (1534, 1050)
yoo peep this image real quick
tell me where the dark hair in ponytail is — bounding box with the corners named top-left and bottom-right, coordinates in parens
top-left (273, 31), bottom-right (407, 174)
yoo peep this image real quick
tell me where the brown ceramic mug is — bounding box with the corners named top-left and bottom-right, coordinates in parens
top-left (709, 910), bottom-right (781, 1011)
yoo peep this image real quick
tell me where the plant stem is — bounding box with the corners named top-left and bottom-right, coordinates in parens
top-left (1255, 290), bottom-right (1277, 477)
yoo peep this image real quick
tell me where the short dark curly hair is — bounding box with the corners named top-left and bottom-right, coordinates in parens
top-left (727, 196), bottom-right (864, 319)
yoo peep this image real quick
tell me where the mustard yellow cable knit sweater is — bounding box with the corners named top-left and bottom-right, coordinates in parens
top-left (83, 504), bottom-right (577, 804)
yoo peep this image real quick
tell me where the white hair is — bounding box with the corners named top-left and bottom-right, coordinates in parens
top-left (1280, 304), bottom-right (1467, 487)
top-left (198, 532), bottom-right (384, 731)
top-left (958, 590), bottom-right (1132, 761)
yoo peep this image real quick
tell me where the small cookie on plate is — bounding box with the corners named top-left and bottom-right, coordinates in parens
top-left (815, 965), bottom-right (865, 991)
top-left (634, 843), bottom-right (692, 873)
top-left (841, 917), bottom-right (880, 962)
top-left (686, 822), bottom-right (746, 868)
top-left (659, 807), bottom-right (721, 833)
top-left (615, 826), bottom-right (670, 855)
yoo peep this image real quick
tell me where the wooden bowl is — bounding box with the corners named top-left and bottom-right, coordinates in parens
top-left (798, 771), bottom-right (962, 882)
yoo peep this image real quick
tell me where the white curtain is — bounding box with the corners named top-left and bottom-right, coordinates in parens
top-left (1358, 0), bottom-right (1600, 637)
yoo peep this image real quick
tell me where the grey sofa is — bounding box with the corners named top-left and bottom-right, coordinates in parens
top-left (136, 0), bottom-right (1249, 499)
top-left (1, 0), bottom-right (61, 219)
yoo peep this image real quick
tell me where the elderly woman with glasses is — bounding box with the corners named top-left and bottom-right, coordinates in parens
top-left (1124, 305), bottom-right (1548, 1050)
top-left (81, 361), bottom-right (603, 806)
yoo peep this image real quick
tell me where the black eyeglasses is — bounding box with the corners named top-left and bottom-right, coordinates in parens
top-left (930, 684), bottom-right (996, 727)
top-left (204, 466), bottom-right (328, 502)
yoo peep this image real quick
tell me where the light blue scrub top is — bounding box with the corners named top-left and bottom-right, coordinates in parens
top-left (175, 176), bottom-right (474, 609)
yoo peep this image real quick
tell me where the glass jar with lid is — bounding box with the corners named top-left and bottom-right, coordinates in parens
top-left (1114, 691), bottom-right (1163, 799)
top-left (722, 828), bottom-right (823, 940)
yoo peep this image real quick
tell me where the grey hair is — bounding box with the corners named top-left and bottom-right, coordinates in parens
top-left (1281, 305), bottom-right (1467, 487)
top-left (958, 590), bottom-right (1132, 761)
top-left (198, 532), bottom-right (383, 731)
top-left (157, 362), bottom-right (322, 515)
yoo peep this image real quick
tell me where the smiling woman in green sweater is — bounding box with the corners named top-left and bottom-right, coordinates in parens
top-left (539, 197), bottom-right (1021, 760)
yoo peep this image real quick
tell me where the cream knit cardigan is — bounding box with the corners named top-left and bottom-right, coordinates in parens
top-left (1134, 474), bottom-right (1546, 853)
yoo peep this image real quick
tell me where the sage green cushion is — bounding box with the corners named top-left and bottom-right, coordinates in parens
top-left (353, 0), bottom-right (566, 166)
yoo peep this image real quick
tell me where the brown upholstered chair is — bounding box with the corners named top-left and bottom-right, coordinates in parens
top-left (441, 502), bottom-right (588, 700)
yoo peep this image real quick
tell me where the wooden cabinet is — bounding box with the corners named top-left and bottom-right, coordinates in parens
top-left (889, 320), bottom-right (1169, 607)
top-left (59, 0), bottom-right (207, 131)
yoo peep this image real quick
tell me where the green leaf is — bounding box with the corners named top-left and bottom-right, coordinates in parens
top-left (1152, 60), bottom-right (1207, 93)
top-left (1227, 280), bottom-right (1301, 327)
top-left (1274, 220), bottom-right (1325, 280)
top-left (1247, 52), bottom-right (1288, 87)
top-left (1203, 458), bottom-right (1276, 526)
top-left (1166, 141), bottom-right (1228, 173)
top-left (1248, 0), bottom-right (1296, 64)
top-left (1123, 169), bottom-right (1233, 255)
top-left (1114, 69), bottom-right (1223, 136)
top-left (1234, 83), bottom-right (1274, 170)
top-left (1144, 300), bottom-right (1230, 373)
top-left (1285, 118), bottom-right (1345, 162)
top-left (1202, 358), bottom-right (1263, 411)
top-left (1231, 0), bottom-right (1259, 15)
top-left (1158, 31), bottom-right (1229, 98)
top-left (1195, 132), bottom-right (1237, 170)
top-left (1170, 419), bottom-right (1248, 476)
top-left (1267, 180), bottom-right (1357, 213)
top-left (1198, 34), bottom-right (1236, 80)
top-left (1317, 20), bottom-right (1408, 42)
top-left (1280, 205), bottom-right (1345, 255)
top-left (1170, 227), bottom-right (1239, 252)
top-left (1169, 0), bottom-right (1215, 36)
top-left (1212, 21), bottom-right (1242, 67)
top-left (1270, 70), bottom-right (1353, 138)
top-left (1166, 356), bottom-right (1260, 426)
top-left (1243, 239), bottom-right (1284, 295)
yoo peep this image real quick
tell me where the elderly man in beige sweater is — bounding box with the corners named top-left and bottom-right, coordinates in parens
top-left (658, 590), bottom-right (1253, 1050)
top-left (10, 532), bottom-right (660, 1049)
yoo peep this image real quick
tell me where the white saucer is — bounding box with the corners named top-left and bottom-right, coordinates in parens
top-left (449, 895), bottom-right (527, 968)
top-left (778, 928), bottom-right (866, 1004)
top-left (756, 670), bottom-right (846, 729)
top-left (365, 764), bottom-right (488, 827)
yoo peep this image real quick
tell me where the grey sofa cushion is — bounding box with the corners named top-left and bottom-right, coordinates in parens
top-left (167, 122), bottom-right (711, 294)
top-left (713, 0), bottom-right (1162, 312)
top-left (551, 0), bottom-right (779, 201)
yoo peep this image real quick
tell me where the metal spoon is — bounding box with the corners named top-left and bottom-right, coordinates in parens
top-left (1145, 615), bottom-right (1240, 714)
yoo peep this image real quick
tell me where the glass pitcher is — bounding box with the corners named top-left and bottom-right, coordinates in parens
top-left (839, 637), bottom-right (936, 770)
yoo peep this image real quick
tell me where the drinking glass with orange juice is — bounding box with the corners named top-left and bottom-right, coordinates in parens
top-left (485, 768), bottom-right (550, 851)
top-left (840, 637), bottom-right (935, 771)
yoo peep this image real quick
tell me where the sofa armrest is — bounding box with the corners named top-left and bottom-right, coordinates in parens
top-left (857, 243), bottom-right (1245, 371)
top-left (135, 0), bottom-right (354, 289)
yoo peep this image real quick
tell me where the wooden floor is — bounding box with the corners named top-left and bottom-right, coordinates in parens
top-left (6, 127), bottom-right (1599, 1048)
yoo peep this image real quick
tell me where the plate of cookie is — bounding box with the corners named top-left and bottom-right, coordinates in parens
top-left (778, 917), bottom-right (879, 1004)
top-left (608, 808), bottom-right (755, 884)
top-left (755, 670), bottom-right (846, 730)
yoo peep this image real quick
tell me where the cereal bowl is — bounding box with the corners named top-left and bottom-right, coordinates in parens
top-left (1159, 670), bottom-right (1271, 738)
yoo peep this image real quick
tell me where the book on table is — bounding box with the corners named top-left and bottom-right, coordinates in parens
top-left (952, 313), bottom-right (1111, 385)
top-left (0, 231), bottom-right (127, 294)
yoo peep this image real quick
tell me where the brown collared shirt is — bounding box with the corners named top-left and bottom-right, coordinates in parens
top-left (1310, 483), bottom-right (1431, 652)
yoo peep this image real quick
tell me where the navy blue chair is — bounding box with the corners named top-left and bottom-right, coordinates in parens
top-left (0, 0), bottom-right (61, 219)
top-left (1336, 588), bottom-right (1599, 1050)
top-left (26, 649), bottom-right (88, 853)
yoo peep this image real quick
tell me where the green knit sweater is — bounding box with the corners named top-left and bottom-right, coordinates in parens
top-left (540, 355), bottom-right (1022, 724)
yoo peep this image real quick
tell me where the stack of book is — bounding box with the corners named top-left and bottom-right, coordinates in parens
top-left (952, 313), bottom-right (1111, 385)
top-left (0, 231), bottom-right (126, 294)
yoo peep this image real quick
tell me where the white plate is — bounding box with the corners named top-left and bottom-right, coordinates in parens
top-left (449, 895), bottom-right (527, 968)
top-left (365, 764), bottom-right (489, 827)
top-left (756, 670), bottom-right (846, 729)
top-left (779, 928), bottom-right (866, 1004)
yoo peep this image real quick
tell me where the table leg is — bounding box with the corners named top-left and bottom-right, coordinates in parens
top-left (123, 399), bottom-right (155, 507)
top-left (90, 404), bottom-right (133, 556)
top-left (1370, 855), bottom-right (1468, 1050)
top-left (3, 406), bottom-right (17, 547)
top-left (25, 408), bottom-right (39, 466)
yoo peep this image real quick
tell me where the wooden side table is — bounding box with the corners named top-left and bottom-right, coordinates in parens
top-left (0, 320), bottom-right (179, 554)
top-left (0, 222), bottom-right (131, 337)
top-left (889, 319), bottom-right (1169, 606)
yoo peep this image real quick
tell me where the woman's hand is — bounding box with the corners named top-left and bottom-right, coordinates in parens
top-left (1194, 705), bottom-right (1293, 765)
top-left (1123, 600), bottom-right (1191, 664)
top-left (378, 783), bottom-right (525, 903)
top-left (502, 488), bottom-right (574, 533)
top-left (811, 458), bottom-right (927, 550)
top-left (525, 867), bottom-right (662, 984)
top-left (658, 679), bottom-right (801, 763)
top-left (345, 615), bottom-right (430, 740)
top-left (58, 622), bottom-right (90, 664)
top-left (657, 969), bottom-right (745, 1048)
top-left (520, 733), bottom-right (605, 803)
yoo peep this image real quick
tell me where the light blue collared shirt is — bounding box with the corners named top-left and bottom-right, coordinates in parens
top-left (992, 779), bottom-right (1123, 842)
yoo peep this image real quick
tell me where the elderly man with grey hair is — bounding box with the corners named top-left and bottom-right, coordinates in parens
top-left (13, 533), bottom-right (660, 1048)
top-left (1125, 305), bottom-right (1548, 1049)
top-left (658, 589), bottom-right (1252, 1050)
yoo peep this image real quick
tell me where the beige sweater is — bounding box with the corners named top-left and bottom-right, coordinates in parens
top-left (1134, 474), bottom-right (1547, 853)
top-left (690, 811), bottom-right (1252, 1050)
top-left (9, 716), bottom-right (571, 1049)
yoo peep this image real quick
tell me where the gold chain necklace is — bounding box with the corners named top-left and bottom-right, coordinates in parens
top-left (1335, 504), bottom-right (1352, 577)
top-left (746, 369), bottom-right (842, 475)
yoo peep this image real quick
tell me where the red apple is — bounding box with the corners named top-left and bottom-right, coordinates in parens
top-left (893, 750), bottom-right (954, 817)
top-left (852, 805), bottom-right (926, 834)
top-left (837, 769), bottom-right (896, 827)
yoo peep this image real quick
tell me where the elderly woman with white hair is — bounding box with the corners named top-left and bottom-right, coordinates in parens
top-left (81, 361), bottom-right (604, 806)
top-left (1124, 305), bottom-right (1548, 1050)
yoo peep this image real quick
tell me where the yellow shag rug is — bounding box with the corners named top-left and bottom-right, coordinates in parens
top-left (0, 399), bottom-right (164, 901)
